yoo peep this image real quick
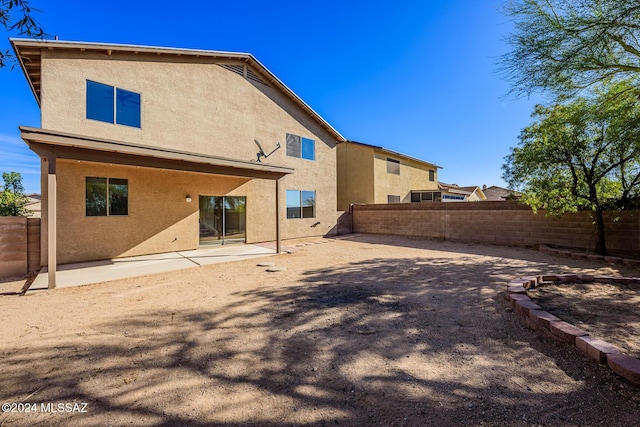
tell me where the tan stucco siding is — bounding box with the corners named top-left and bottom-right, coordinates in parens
top-left (466, 191), bottom-right (483, 202)
top-left (40, 158), bottom-right (336, 265)
top-left (36, 49), bottom-right (338, 264)
top-left (39, 49), bottom-right (337, 165)
top-left (336, 143), bottom-right (375, 210)
top-left (371, 151), bottom-right (438, 204)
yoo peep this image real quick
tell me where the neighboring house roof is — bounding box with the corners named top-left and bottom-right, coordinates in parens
top-left (343, 140), bottom-right (442, 170)
top-left (10, 38), bottom-right (347, 144)
top-left (482, 185), bottom-right (521, 201)
top-left (439, 182), bottom-right (487, 200)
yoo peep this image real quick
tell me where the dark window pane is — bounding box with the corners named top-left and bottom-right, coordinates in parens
top-left (286, 190), bottom-right (301, 219)
top-left (86, 177), bottom-right (107, 216)
top-left (411, 192), bottom-right (420, 203)
top-left (286, 133), bottom-right (301, 158)
top-left (421, 192), bottom-right (433, 201)
top-left (387, 158), bottom-right (400, 175)
top-left (387, 195), bottom-right (400, 203)
top-left (301, 190), bottom-right (315, 218)
top-left (429, 170), bottom-right (435, 181)
top-left (109, 178), bottom-right (128, 215)
top-left (301, 137), bottom-right (315, 160)
top-left (87, 81), bottom-right (114, 123)
top-left (433, 192), bottom-right (442, 202)
top-left (116, 88), bottom-right (141, 128)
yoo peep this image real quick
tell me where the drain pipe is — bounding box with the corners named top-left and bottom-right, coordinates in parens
top-left (349, 203), bottom-right (354, 234)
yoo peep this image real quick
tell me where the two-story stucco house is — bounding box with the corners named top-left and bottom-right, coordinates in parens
top-left (12, 38), bottom-right (346, 288)
top-left (336, 140), bottom-right (441, 210)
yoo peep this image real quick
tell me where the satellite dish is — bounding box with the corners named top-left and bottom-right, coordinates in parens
top-left (254, 139), bottom-right (281, 162)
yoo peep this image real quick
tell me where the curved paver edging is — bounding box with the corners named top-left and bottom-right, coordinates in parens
top-left (505, 274), bottom-right (640, 386)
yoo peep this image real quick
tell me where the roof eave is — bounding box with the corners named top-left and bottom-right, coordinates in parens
top-left (10, 38), bottom-right (346, 143)
top-left (10, 38), bottom-right (41, 106)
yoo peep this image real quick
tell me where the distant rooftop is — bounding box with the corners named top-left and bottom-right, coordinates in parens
top-left (343, 140), bottom-right (441, 170)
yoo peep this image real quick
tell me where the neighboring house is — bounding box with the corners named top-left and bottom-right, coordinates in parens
top-left (26, 193), bottom-right (41, 218)
top-left (12, 38), bottom-right (346, 288)
top-left (430, 182), bottom-right (487, 202)
top-left (482, 185), bottom-right (521, 201)
top-left (336, 140), bottom-right (441, 210)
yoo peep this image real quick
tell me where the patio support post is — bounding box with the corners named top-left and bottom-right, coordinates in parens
top-left (47, 155), bottom-right (57, 289)
top-left (276, 178), bottom-right (281, 253)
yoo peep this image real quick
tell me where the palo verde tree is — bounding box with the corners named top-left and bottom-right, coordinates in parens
top-left (499, 0), bottom-right (640, 98)
top-left (0, 0), bottom-right (46, 68)
top-left (503, 83), bottom-right (640, 255)
top-left (0, 171), bottom-right (31, 216)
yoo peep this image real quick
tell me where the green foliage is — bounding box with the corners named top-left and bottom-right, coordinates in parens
top-left (500, 0), bottom-right (640, 98)
top-left (0, 171), bottom-right (31, 216)
top-left (503, 82), bottom-right (640, 254)
top-left (0, 0), bottom-right (46, 68)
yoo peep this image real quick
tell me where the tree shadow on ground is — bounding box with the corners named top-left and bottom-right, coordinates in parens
top-left (1, 255), bottom-right (639, 426)
top-left (336, 234), bottom-right (635, 275)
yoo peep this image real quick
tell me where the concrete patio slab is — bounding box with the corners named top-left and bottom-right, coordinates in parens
top-left (28, 244), bottom-right (276, 291)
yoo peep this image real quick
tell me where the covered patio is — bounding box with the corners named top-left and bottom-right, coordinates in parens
top-left (20, 126), bottom-right (294, 290)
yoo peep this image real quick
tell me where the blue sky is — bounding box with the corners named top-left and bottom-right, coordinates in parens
top-left (0, 0), bottom-right (542, 194)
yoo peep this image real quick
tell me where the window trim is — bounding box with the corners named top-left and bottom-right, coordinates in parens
top-left (86, 80), bottom-right (141, 129)
top-left (386, 158), bottom-right (400, 175)
top-left (286, 133), bottom-right (315, 161)
top-left (410, 191), bottom-right (442, 203)
top-left (286, 189), bottom-right (316, 219)
top-left (86, 176), bottom-right (129, 217)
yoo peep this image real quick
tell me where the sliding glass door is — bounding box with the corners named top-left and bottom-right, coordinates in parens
top-left (199, 196), bottom-right (246, 245)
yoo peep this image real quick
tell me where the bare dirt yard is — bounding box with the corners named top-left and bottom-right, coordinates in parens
top-left (528, 281), bottom-right (640, 359)
top-left (1, 234), bottom-right (639, 426)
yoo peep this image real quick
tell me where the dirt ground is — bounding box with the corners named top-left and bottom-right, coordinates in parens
top-left (528, 281), bottom-right (640, 359)
top-left (1, 234), bottom-right (639, 426)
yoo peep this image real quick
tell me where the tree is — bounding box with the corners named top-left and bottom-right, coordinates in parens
top-left (503, 83), bottom-right (640, 255)
top-left (1, 0), bottom-right (46, 68)
top-left (0, 172), bottom-right (31, 216)
top-left (499, 0), bottom-right (640, 98)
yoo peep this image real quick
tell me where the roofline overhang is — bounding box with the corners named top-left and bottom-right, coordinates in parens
top-left (20, 126), bottom-right (293, 180)
top-left (10, 38), bottom-right (347, 143)
top-left (342, 140), bottom-right (442, 169)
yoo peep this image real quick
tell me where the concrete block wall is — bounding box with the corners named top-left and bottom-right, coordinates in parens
top-left (27, 218), bottom-right (41, 272)
top-left (0, 217), bottom-right (41, 280)
top-left (352, 201), bottom-right (640, 256)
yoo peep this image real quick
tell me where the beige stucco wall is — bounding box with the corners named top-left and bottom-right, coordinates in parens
top-left (371, 151), bottom-right (438, 204)
top-left (466, 190), bottom-right (483, 202)
top-left (37, 49), bottom-right (338, 264)
top-left (40, 159), bottom-right (337, 264)
top-left (336, 143), bottom-right (375, 210)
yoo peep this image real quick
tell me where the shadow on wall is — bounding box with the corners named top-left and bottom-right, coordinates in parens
top-left (1, 253), bottom-right (638, 425)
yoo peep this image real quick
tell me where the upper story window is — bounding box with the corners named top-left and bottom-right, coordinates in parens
top-left (286, 133), bottom-right (315, 160)
top-left (86, 80), bottom-right (141, 128)
top-left (429, 170), bottom-right (435, 181)
top-left (387, 158), bottom-right (400, 175)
